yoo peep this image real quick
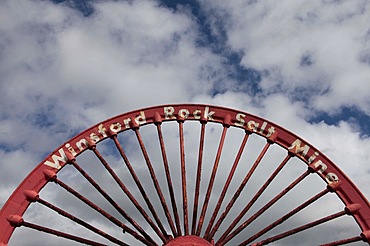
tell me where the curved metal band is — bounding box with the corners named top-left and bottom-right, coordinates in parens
top-left (1, 104), bottom-right (370, 244)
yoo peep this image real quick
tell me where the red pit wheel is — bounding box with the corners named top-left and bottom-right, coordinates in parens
top-left (1, 104), bottom-right (370, 245)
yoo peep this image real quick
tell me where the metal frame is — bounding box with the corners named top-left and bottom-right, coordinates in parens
top-left (1, 104), bottom-right (369, 245)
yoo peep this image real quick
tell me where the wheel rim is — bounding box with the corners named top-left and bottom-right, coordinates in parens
top-left (1, 104), bottom-right (370, 245)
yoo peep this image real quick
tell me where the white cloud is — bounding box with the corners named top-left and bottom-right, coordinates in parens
top-left (203, 0), bottom-right (370, 114)
top-left (1, 0), bottom-right (226, 129)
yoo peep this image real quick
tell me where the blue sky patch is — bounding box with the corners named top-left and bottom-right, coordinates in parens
top-left (51, 0), bottom-right (94, 16)
top-left (310, 106), bottom-right (370, 136)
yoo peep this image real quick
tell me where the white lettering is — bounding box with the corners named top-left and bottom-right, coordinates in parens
top-left (164, 107), bottom-right (176, 119)
top-left (44, 148), bottom-right (68, 169)
top-left (313, 160), bottom-right (327, 173)
top-left (266, 126), bottom-right (275, 138)
top-left (259, 121), bottom-right (267, 134)
top-left (313, 160), bottom-right (339, 183)
top-left (90, 132), bottom-right (100, 143)
top-left (178, 109), bottom-right (190, 119)
top-left (204, 106), bottom-right (215, 120)
top-left (326, 173), bottom-right (339, 183)
top-left (247, 120), bottom-right (259, 132)
top-left (65, 143), bottom-right (77, 156)
top-left (135, 111), bottom-right (146, 125)
top-left (76, 139), bottom-right (89, 151)
top-left (193, 110), bottom-right (201, 119)
top-left (288, 139), bottom-right (310, 157)
top-left (110, 122), bottom-right (122, 133)
top-left (123, 118), bottom-right (131, 128)
top-left (308, 152), bottom-right (319, 164)
top-left (98, 124), bottom-right (107, 138)
top-left (235, 113), bottom-right (246, 127)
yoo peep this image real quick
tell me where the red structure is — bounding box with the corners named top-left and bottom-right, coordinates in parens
top-left (1, 104), bottom-right (370, 245)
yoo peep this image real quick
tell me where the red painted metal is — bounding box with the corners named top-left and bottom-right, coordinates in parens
top-left (204, 131), bottom-right (250, 238)
top-left (7, 214), bottom-right (107, 246)
top-left (110, 134), bottom-right (164, 244)
top-left (255, 208), bottom-right (349, 245)
top-left (1, 104), bottom-right (370, 245)
top-left (191, 122), bottom-right (206, 235)
top-left (241, 188), bottom-right (331, 245)
top-left (196, 125), bottom-right (228, 236)
top-left (320, 236), bottom-right (363, 246)
top-left (207, 140), bottom-right (274, 241)
top-left (135, 128), bottom-right (176, 237)
top-left (217, 169), bottom-right (312, 245)
top-left (179, 121), bottom-right (189, 236)
top-left (156, 123), bottom-right (182, 237)
top-left (164, 235), bottom-right (213, 246)
top-left (52, 173), bottom-right (154, 245)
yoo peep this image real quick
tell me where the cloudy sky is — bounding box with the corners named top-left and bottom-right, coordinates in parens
top-left (1, 0), bottom-right (370, 245)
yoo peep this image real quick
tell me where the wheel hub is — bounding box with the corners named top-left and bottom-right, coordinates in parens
top-left (164, 235), bottom-right (213, 246)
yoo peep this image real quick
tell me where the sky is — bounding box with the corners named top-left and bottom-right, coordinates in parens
top-left (1, 0), bottom-right (370, 245)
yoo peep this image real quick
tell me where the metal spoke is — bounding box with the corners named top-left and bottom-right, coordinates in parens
top-left (23, 221), bottom-right (108, 246)
top-left (208, 140), bottom-right (272, 240)
top-left (320, 236), bottom-right (364, 246)
top-left (192, 122), bottom-right (207, 235)
top-left (27, 192), bottom-right (127, 245)
top-left (218, 169), bottom-right (311, 245)
top-left (256, 210), bottom-right (348, 245)
top-left (241, 188), bottom-right (331, 245)
top-left (204, 131), bottom-right (250, 238)
top-left (7, 215), bottom-right (107, 246)
top-left (179, 120), bottom-right (189, 235)
top-left (133, 128), bottom-right (175, 237)
top-left (155, 122), bottom-right (182, 237)
top-left (70, 159), bottom-right (165, 243)
top-left (44, 170), bottom-right (156, 245)
top-left (196, 125), bottom-right (229, 236)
